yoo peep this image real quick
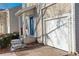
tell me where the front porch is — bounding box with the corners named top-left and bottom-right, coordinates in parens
top-left (15, 5), bottom-right (37, 44)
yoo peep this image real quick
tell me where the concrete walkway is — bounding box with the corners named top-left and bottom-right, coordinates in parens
top-left (0, 46), bottom-right (68, 56)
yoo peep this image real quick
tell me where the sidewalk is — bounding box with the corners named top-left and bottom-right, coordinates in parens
top-left (0, 46), bottom-right (68, 56)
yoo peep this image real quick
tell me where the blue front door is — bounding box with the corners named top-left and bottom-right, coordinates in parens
top-left (29, 16), bottom-right (34, 35)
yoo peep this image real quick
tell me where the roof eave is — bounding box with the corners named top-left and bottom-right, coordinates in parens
top-left (15, 5), bottom-right (36, 16)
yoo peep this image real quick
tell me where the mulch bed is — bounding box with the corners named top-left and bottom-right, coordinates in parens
top-left (0, 42), bottom-right (44, 54)
top-left (0, 48), bottom-right (12, 54)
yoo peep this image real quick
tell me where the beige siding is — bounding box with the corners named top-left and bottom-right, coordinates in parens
top-left (36, 17), bottom-right (42, 43)
top-left (0, 12), bottom-right (7, 34)
top-left (36, 3), bottom-right (45, 43)
top-left (9, 7), bottom-right (21, 33)
top-left (43, 3), bottom-right (71, 19)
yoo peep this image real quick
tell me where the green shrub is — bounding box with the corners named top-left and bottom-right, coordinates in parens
top-left (0, 37), bottom-right (7, 48)
top-left (0, 32), bottom-right (19, 49)
top-left (12, 32), bottom-right (19, 39)
top-left (0, 34), bottom-right (11, 48)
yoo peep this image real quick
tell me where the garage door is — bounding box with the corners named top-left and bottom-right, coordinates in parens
top-left (44, 13), bottom-right (71, 51)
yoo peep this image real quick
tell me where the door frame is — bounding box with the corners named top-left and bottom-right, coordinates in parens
top-left (27, 15), bottom-right (36, 37)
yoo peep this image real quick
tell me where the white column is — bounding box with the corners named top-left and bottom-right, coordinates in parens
top-left (18, 16), bottom-right (21, 38)
top-left (22, 13), bottom-right (26, 39)
top-left (22, 3), bottom-right (27, 39)
top-left (6, 10), bottom-right (10, 33)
